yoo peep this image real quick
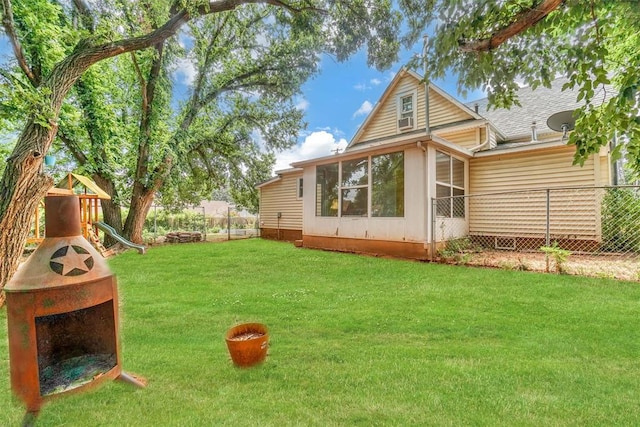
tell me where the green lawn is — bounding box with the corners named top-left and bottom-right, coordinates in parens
top-left (2, 239), bottom-right (640, 426)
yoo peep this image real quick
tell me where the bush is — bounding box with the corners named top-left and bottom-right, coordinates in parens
top-left (540, 242), bottom-right (571, 274)
top-left (437, 237), bottom-right (481, 264)
top-left (601, 187), bottom-right (640, 253)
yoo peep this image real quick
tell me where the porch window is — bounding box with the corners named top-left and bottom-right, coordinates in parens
top-left (341, 158), bottom-right (368, 216)
top-left (315, 151), bottom-right (405, 218)
top-left (316, 163), bottom-right (338, 216)
top-left (372, 152), bottom-right (404, 217)
top-left (435, 151), bottom-right (465, 218)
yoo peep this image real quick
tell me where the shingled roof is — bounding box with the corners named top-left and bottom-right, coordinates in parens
top-left (467, 77), bottom-right (614, 142)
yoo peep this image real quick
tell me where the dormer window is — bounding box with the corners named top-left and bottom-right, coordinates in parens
top-left (397, 92), bottom-right (416, 131)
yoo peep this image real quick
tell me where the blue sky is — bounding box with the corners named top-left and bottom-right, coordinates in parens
top-left (0, 32), bottom-right (486, 174)
top-left (274, 47), bottom-right (486, 172)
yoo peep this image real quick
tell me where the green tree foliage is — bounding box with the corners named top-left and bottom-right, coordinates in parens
top-left (421, 0), bottom-right (640, 174)
top-left (601, 187), bottom-right (640, 253)
top-left (0, 0), bottom-right (432, 295)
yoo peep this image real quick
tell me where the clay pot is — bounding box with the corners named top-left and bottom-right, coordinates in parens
top-left (225, 323), bottom-right (269, 368)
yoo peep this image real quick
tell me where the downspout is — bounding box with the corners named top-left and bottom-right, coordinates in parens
top-left (470, 125), bottom-right (491, 152)
top-left (423, 35), bottom-right (430, 137)
top-left (422, 35), bottom-right (433, 260)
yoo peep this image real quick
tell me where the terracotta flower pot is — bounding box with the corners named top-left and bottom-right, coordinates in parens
top-left (225, 323), bottom-right (269, 368)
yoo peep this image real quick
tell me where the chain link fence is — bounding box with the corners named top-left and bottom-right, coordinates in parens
top-left (432, 186), bottom-right (640, 280)
top-left (143, 208), bottom-right (259, 243)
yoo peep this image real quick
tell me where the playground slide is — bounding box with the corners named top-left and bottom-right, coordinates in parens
top-left (94, 222), bottom-right (146, 254)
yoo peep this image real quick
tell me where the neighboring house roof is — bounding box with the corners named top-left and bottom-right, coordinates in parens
top-left (186, 200), bottom-right (254, 217)
top-left (467, 77), bottom-right (614, 141)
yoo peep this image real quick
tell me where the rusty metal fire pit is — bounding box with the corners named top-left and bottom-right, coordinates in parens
top-left (4, 195), bottom-right (145, 423)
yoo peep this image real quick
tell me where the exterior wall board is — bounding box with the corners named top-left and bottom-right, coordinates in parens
top-left (259, 172), bottom-right (303, 233)
top-left (302, 147), bottom-right (427, 244)
top-left (354, 74), bottom-right (474, 146)
top-left (468, 146), bottom-right (609, 240)
top-left (436, 128), bottom-right (479, 150)
top-left (358, 76), bottom-right (417, 143)
top-left (428, 90), bottom-right (473, 127)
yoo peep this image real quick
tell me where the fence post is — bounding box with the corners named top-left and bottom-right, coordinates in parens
top-left (202, 206), bottom-right (206, 242)
top-left (546, 189), bottom-right (550, 247)
top-left (228, 206), bottom-right (231, 241)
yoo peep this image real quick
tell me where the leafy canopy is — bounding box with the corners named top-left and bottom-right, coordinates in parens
top-left (422, 0), bottom-right (639, 173)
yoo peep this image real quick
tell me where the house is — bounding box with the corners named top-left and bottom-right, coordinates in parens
top-left (258, 68), bottom-right (613, 259)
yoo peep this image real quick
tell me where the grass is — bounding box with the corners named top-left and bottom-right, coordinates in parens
top-left (1, 238), bottom-right (640, 426)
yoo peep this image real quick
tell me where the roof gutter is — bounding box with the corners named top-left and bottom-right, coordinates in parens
top-left (472, 139), bottom-right (566, 157)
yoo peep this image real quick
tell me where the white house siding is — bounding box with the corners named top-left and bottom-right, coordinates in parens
top-left (259, 171), bottom-right (303, 231)
top-left (354, 74), bottom-right (474, 145)
top-left (357, 74), bottom-right (419, 143)
top-left (468, 145), bottom-right (609, 240)
top-left (302, 146), bottom-right (427, 244)
top-left (428, 90), bottom-right (474, 128)
top-left (435, 128), bottom-right (480, 151)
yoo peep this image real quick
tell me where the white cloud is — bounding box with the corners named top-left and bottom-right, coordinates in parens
top-left (355, 78), bottom-right (382, 91)
top-left (273, 131), bottom-right (348, 172)
top-left (174, 57), bottom-right (197, 87)
top-left (353, 100), bottom-right (373, 118)
top-left (296, 98), bottom-right (310, 111)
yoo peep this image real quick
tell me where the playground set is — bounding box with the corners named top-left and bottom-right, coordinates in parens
top-left (28, 173), bottom-right (145, 256)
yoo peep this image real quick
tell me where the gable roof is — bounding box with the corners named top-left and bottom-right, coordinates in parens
top-left (468, 77), bottom-right (615, 141)
top-left (256, 168), bottom-right (302, 189)
top-left (348, 67), bottom-right (483, 149)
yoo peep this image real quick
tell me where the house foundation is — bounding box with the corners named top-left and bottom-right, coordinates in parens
top-left (302, 235), bottom-right (430, 260)
top-left (260, 228), bottom-right (303, 242)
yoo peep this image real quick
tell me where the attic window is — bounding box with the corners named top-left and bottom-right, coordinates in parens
top-left (398, 92), bottom-right (416, 131)
top-left (401, 95), bottom-right (413, 119)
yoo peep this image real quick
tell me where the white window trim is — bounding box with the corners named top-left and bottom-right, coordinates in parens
top-left (315, 151), bottom-right (405, 218)
top-left (296, 177), bottom-right (303, 200)
top-left (396, 89), bottom-right (418, 132)
top-left (435, 151), bottom-right (466, 219)
top-left (340, 157), bottom-right (369, 217)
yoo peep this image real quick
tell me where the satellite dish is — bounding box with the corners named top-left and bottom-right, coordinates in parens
top-left (547, 110), bottom-right (576, 139)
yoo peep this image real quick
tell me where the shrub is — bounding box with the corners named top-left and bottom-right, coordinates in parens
top-left (540, 242), bottom-right (571, 274)
top-left (601, 187), bottom-right (640, 253)
top-left (437, 237), bottom-right (480, 265)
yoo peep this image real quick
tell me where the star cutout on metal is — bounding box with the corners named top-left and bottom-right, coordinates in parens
top-left (49, 245), bottom-right (95, 276)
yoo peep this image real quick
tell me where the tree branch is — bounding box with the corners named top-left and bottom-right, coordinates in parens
top-left (1, 0), bottom-right (37, 85)
top-left (458, 0), bottom-right (563, 52)
top-left (72, 0), bottom-right (96, 32)
top-left (45, 0), bottom-right (312, 106)
top-left (56, 129), bottom-right (88, 165)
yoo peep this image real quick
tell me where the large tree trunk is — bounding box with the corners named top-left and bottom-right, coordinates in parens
top-left (123, 184), bottom-right (156, 244)
top-left (0, 0), bottom-right (297, 306)
top-left (0, 122), bottom-right (56, 304)
top-left (0, 7), bottom-right (193, 303)
top-left (92, 174), bottom-right (124, 247)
